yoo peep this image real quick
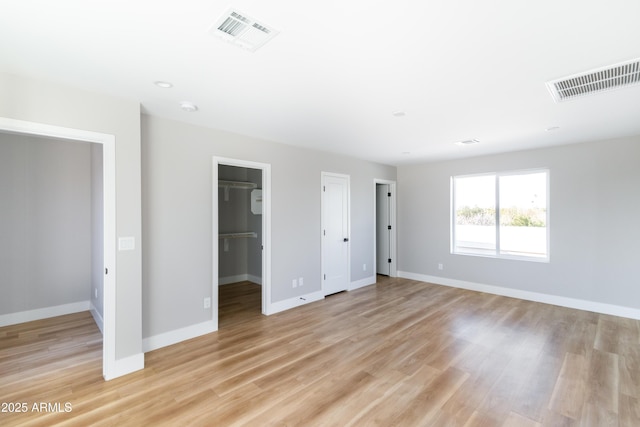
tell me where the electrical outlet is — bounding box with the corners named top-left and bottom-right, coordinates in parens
top-left (203, 297), bottom-right (211, 309)
top-left (94, 288), bottom-right (98, 299)
top-left (363, 264), bottom-right (367, 271)
top-left (292, 279), bottom-right (298, 288)
top-left (299, 277), bottom-right (304, 287)
top-left (438, 263), bottom-right (444, 270)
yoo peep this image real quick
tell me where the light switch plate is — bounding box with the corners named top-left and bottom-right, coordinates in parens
top-left (118, 237), bottom-right (135, 251)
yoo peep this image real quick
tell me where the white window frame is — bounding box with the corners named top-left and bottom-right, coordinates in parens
top-left (451, 168), bottom-right (550, 262)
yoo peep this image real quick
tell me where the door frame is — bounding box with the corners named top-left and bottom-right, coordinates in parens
top-left (373, 179), bottom-right (397, 277)
top-left (321, 171), bottom-right (351, 295)
top-left (212, 157), bottom-right (272, 325)
top-left (0, 116), bottom-right (118, 380)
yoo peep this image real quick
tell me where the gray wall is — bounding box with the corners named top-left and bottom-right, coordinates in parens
top-left (0, 133), bottom-right (92, 314)
top-left (1, 72), bottom-right (142, 361)
top-left (142, 114), bottom-right (396, 338)
top-left (397, 136), bottom-right (640, 309)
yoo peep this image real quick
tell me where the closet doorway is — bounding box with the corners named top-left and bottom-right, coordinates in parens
top-left (0, 117), bottom-right (117, 380)
top-left (212, 157), bottom-right (271, 329)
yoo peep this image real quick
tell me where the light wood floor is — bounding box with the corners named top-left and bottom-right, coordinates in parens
top-left (1, 277), bottom-right (639, 426)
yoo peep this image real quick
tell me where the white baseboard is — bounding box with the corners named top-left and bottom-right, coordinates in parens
top-left (266, 290), bottom-right (325, 315)
top-left (89, 302), bottom-right (104, 334)
top-left (0, 300), bottom-right (91, 327)
top-left (104, 353), bottom-right (145, 381)
top-left (141, 288), bottom-right (321, 352)
top-left (350, 275), bottom-right (376, 291)
top-left (397, 271), bottom-right (640, 320)
top-left (247, 274), bottom-right (262, 285)
top-left (142, 320), bottom-right (217, 353)
top-left (219, 274), bottom-right (262, 286)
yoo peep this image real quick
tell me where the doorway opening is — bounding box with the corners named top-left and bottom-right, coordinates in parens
top-left (0, 117), bottom-right (117, 380)
top-left (374, 179), bottom-right (397, 278)
top-left (212, 157), bottom-right (271, 329)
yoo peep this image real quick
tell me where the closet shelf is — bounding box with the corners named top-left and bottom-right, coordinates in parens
top-left (220, 232), bottom-right (257, 252)
top-left (219, 180), bottom-right (259, 202)
top-left (219, 232), bottom-right (258, 239)
top-left (218, 180), bottom-right (258, 190)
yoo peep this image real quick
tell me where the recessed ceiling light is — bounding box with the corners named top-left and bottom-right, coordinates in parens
top-left (545, 126), bottom-right (561, 132)
top-left (180, 102), bottom-right (198, 112)
top-left (154, 81), bottom-right (173, 88)
top-left (455, 139), bottom-right (480, 146)
top-left (393, 111), bottom-right (406, 117)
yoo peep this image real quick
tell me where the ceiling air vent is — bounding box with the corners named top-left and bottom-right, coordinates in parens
top-left (209, 9), bottom-right (279, 52)
top-left (546, 58), bottom-right (640, 103)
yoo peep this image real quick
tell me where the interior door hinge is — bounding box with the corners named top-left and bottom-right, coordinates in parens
top-left (388, 192), bottom-right (391, 197)
top-left (388, 258), bottom-right (392, 263)
top-left (323, 274), bottom-right (326, 280)
top-left (387, 225), bottom-right (392, 230)
top-left (105, 268), bottom-right (108, 275)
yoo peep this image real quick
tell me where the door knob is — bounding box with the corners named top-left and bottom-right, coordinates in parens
top-left (343, 238), bottom-right (349, 242)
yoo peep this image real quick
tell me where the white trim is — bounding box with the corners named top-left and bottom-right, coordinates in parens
top-left (142, 320), bottom-right (217, 353)
top-left (0, 117), bottom-right (121, 380)
top-left (321, 172), bottom-right (351, 296)
top-left (397, 271), bottom-right (640, 320)
top-left (219, 274), bottom-right (250, 285)
top-left (350, 275), bottom-right (376, 291)
top-left (0, 117), bottom-right (109, 144)
top-left (90, 302), bottom-right (104, 334)
top-left (213, 157), bottom-right (272, 327)
top-left (101, 133), bottom-right (118, 380)
top-left (104, 353), bottom-right (145, 381)
top-left (266, 291), bottom-right (325, 315)
top-left (0, 301), bottom-right (90, 327)
top-left (219, 274), bottom-right (263, 286)
top-left (373, 179), bottom-right (397, 278)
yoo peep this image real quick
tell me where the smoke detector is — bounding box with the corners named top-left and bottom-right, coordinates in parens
top-left (455, 139), bottom-right (480, 146)
top-left (546, 58), bottom-right (640, 103)
top-left (180, 102), bottom-right (198, 113)
top-left (209, 9), bottom-right (279, 52)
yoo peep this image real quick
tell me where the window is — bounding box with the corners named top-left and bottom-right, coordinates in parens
top-left (452, 170), bottom-right (548, 261)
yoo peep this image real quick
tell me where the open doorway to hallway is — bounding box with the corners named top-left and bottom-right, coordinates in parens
top-left (374, 179), bottom-right (397, 277)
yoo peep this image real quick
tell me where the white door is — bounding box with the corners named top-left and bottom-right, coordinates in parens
top-left (376, 184), bottom-right (391, 275)
top-left (322, 173), bottom-right (350, 295)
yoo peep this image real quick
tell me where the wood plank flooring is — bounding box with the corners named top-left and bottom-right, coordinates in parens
top-left (1, 277), bottom-right (639, 426)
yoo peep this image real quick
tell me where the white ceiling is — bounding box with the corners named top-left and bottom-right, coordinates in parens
top-left (2, 0), bottom-right (640, 165)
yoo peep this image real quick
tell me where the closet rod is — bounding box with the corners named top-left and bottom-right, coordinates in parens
top-left (218, 180), bottom-right (258, 189)
top-left (219, 232), bottom-right (258, 239)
